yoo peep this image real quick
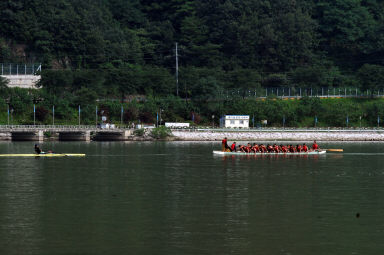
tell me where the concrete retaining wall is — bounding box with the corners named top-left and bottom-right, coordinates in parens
top-left (2, 75), bottom-right (41, 89)
top-left (0, 132), bottom-right (11, 140)
top-left (171, 130), bottom-right (384, 141)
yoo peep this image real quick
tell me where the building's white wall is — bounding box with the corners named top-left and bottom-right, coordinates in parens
top-left (224, 118), bottom-right (249, 128)
top-left (2, 75), bottom-right (41, 89)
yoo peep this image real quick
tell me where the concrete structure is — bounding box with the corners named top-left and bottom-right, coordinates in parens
top-left (0, 125), bottom-right (133, 141)
top-left (220, 115), bottom-right (249, 128)
top-left (2, 75), bottom-right (41, 89)
top-left (59, 131), bottom-right (91, 141)
top-left (11, 130), bottom-right (44, 142)
top-left (172, 128), bottom-right (384, 141)
top-left (1, 63), bottom-right (41, 89)
top-left (165, 122), bottom-right (190, 128)
top-left (93, 130), bottom-right (132, 141)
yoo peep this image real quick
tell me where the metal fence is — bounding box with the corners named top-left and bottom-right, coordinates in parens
top-left (217, 87), bottom-right (384, 99)
top-left (1, 63), bottom-right (42, 75)
top-left (0, 125), bottom-right (132, 130)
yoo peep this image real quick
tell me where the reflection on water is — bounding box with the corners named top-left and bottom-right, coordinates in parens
top-left (0, 154), bottom-right (43, 255)
top-left (0, 141), bottom-right (384, 254)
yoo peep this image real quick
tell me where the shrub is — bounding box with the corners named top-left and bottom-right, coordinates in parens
top-left (150, 126), bottom-right (172, 139)
top-left (35, 106), bottom-right (49, 122)
top-left (133, 128), bottom-right (145, 136)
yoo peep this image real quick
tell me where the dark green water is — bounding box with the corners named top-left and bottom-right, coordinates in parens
top-left (1, 141), bottom-right (384, 255)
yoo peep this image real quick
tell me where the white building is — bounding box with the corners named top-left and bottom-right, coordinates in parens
top-left (220, 115), bottom-right (249, 128)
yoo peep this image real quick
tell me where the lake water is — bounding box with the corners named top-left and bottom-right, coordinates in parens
top-left (0, 141), bottom-right (384, 255)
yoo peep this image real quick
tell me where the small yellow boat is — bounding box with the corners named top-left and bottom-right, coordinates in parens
top-left (0, 154), bottom-right (86, 157)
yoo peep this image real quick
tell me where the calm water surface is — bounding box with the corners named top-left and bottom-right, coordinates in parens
top-left (0, 141), bottom-right (384, 255)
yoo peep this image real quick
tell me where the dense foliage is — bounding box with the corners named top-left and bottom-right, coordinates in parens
top-left (1, 87), bottom-right (384, 128)
top-left (1, 0), bottom-right (384, 125)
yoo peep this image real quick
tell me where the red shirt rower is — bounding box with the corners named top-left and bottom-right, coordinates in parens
top-left (231, 142), bottom-right (236, 152)
top-left (252, 144), bottom-right (259, 153)
top-left (312, 141), bottom-right (319, 150)
top-left (297, 145), bottom-right (302, 152)
top-left (273, 145), bottom-right (279, 153)
top-left (222, 137), bottom-right (229, 151)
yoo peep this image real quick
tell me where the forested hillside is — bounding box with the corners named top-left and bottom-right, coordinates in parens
top-left (1, 0), bottom-right (384, 126)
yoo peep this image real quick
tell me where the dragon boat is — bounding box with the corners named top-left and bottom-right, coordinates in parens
top-left (213, 150), bottom-right (326, 156)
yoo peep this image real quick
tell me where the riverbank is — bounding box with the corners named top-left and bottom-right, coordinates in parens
top-left (1, 129), bottom-right (384, 141)
top-left (171, 129), bottom-right (384, 141)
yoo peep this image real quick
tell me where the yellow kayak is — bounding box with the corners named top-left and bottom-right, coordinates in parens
top-left (0, 154), bottom-right (86, 157)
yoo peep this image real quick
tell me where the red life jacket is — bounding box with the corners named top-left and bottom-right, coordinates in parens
top-left (312, 143), bottom-right (318, 150)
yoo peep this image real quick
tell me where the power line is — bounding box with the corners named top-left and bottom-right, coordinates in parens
top-left (175, 42), bottom-right (179, 96)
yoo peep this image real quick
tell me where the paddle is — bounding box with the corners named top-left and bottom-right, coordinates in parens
top-left (324, 149), bottom-right (343, 152)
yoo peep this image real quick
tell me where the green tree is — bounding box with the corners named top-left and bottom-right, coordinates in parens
top-left (357, 64), bottom-right (384, 91)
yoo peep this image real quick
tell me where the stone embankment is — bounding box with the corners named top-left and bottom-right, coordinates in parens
top-left (2, 129), bottom-right (384, 141)
top-left (0, 133), bottom-right (11, 140)
top-left (171, 129), bottom-right (384, 141)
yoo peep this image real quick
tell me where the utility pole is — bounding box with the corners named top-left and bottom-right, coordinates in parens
top-left (121, 106), bottom-right (123, 126)
top-left (175, 42), bottom-right (179, 97)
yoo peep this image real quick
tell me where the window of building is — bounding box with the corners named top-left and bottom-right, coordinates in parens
top-left (230, 120), bottom-right (235, 124)
top-left (240, 120), bottom-right (244, 124)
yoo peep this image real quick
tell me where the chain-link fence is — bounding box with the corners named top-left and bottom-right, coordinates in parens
top-left (1, 63), bottom-right (42, 75)
top-left (215, 87), bottom-right (384, 100)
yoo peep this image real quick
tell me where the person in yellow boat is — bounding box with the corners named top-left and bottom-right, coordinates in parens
top-left (34, 144), bottom-right (42, 154)
top-left (34, 144), bottom-right (54, 154)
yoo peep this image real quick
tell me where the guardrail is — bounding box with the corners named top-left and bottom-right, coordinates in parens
top-left (1, 125), bottom-right (384, 132)
top-left (0, 125), bottom-right (132, 130)
top-left (170, 127), bottom-right (384, 132)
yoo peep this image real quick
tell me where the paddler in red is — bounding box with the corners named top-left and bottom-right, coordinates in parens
top-left (296, 144), bottom-right (302, 152)
top-left (246, 143), bottom-right (252, 153)
top-left (222, 137), bottom-right (230, 152)
top-left (252, 143), bottom-right (259, 153)
top-left (312, 141), bottom-right (319, 151)
top-left (273, 144), bottom-right (279, 153)
top-left (302, 144), bottom-right (308, 152)
top-left (230, 142), bottom-right (236, 152)
top-left (239, 145), bottom-right (246, 152)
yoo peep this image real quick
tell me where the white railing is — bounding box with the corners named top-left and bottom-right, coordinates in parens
top-left (170, 127), bottom-right (384, 132)
top-left (1, 125), bottom-right (384, 132)
top-left (0, 125), bottom-right (132, 130)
